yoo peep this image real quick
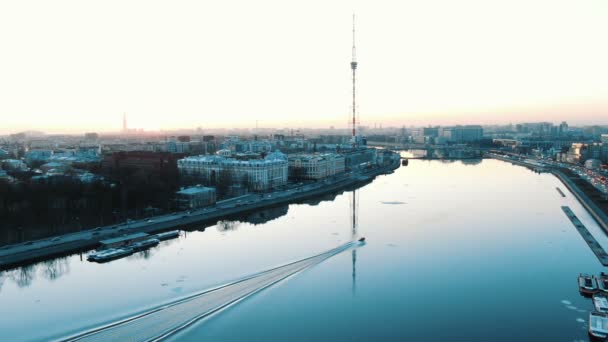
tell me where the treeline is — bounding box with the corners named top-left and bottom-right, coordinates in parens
top-left (0, 167), bottom-right (180, 245)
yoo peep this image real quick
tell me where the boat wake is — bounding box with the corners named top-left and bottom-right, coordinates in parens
top-left (59, 240), bottom-right (364, 342)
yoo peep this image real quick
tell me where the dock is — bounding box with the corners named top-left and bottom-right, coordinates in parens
top-left (561, 206), bottom-right (608, 266)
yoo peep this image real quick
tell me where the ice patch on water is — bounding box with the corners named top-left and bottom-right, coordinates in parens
top-left (381, 201), bottom-right (406, 205)
top-left (386, 243), bottom-right (398, 248)
top-left (172, 287), bottom-right (183, 293)
top-left (567, 305), bottom-right (578, 310)
top-left (561, 300), bottom-right (572, 305)
top-left (576, 318), bottom-right (585, 323)
top-left (577, 309), bottom-right (587, 313)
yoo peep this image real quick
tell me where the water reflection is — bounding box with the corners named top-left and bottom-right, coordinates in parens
top-left (6, 265), bottom-right (35, 288)
top-left (41, 257), bottom-right (70, 281)
top-left (349, 190), bottom-right (359, 296)
top-left (217, 220), bottom-right (241, 232)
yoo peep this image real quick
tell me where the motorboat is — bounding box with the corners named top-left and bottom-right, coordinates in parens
top-left (580, 273), bottom-right (599, 296)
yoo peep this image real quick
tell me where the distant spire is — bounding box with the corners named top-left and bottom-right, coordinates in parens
top-left (122, 112), bottom-right (127, 132)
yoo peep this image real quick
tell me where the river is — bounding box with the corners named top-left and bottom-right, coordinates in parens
top-left (1, 158), bottom-right (606, 341)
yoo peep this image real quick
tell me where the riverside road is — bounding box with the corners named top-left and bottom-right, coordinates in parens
top-left (0, 160), bottom-right (399, 269)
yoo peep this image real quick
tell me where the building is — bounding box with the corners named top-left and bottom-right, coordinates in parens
top-left (1, 159), bottom-right (28, 171)
top-left (24, 150), bottom-right (53, 164)
top-left (0, 148), bottom-right (10, 159)
top-left (288, 153), bottom-right (346, 180)
top-left (84, 132), bottom-right (99, 141)
top-left (176, 186), bottom-right (216, 209)
top-left (441, 125), bottom-right (483, 143)
top-left (177, 151), bottom-right (288, 191)
top-left (559, 122), bottom-right (569, 136)
top-left (422, 127), bottom-right (439, 138)
top-left (342, 148), bottom-right (377, 170)
top-left (101, 151), bottom-right (182, 181)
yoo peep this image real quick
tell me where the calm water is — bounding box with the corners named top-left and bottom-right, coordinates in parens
top-left (1, 159), bottom-right (606, 341)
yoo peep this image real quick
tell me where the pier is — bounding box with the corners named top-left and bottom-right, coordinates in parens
top-left (561, 206), bottom-right (608, 266)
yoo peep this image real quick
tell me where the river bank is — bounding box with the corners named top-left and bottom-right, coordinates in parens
top-left (488, 153), bottom-right (608, 235)
top-left (0, 160), bottom-right (400, 270)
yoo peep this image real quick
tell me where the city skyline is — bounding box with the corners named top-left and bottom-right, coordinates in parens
top-left (1, 0), bottom-right (607, 134)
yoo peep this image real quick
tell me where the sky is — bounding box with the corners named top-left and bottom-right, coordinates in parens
top-left (0, 0), bottom-right (607, 134)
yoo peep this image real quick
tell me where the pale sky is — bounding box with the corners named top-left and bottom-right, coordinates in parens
top-left (1, 0), bottom-right (607, 134)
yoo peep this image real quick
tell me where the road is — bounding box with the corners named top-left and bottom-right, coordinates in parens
top-left (62, 241), bottom-right (361, 342)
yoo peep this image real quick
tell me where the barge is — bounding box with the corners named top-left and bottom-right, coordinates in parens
top-left (87, 248), bottom-right (134, 263)
top-left (589, 312), bottom-right (608, 340)
top-left (580, 273), bottom-right (599, 296)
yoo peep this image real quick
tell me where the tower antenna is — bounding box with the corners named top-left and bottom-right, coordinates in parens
top-left (350, 13), bottom-right (358, 148)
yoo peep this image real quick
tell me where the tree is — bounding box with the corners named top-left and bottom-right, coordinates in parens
top-left (216, 169), bottom-right (234, 198)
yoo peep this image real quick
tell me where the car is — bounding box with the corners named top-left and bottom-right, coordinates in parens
top-left (92, 227), bottom-right (101, 231)
top-left (51, 237), bottom-right (61, 242)
top-left (147, 219), bottom-right (154, 223)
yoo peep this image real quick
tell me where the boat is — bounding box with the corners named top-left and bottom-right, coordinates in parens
top-left (598, 273), bottom-right (608, 293)
top-left (580, 273), bottom-right (599, 296)
top-left (358, 237), bottom-right (366, 242)
top-left (589, 312), bottom-right (608, 340)
top-left (155, 230), bottom-right (180, 241)
top-left (88, 247), bottom-right (134, 263)
top-left (130, 238), bottom-right (160, 251)
top-left (594, 293), bottom-right (608, 313)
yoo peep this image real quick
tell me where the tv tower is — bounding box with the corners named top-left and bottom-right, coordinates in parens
top-left (350, 13), bottom-right (358, 148)
top-left (122, 112), bottom-right (127, 132)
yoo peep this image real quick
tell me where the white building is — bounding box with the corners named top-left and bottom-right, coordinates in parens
top-left (288, 153), bottom-right (345, 180)
top-left (178, 151), bottom-right (288, 191)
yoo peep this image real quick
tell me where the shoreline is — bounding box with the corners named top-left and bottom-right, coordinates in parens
top-left (489, 154), bottom-right (608, 236)
top-left (0, 160), bottom-right (400, 270)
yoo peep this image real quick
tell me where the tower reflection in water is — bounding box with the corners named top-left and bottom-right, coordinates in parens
top-left (349, 189), bottom-right (359, 296)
